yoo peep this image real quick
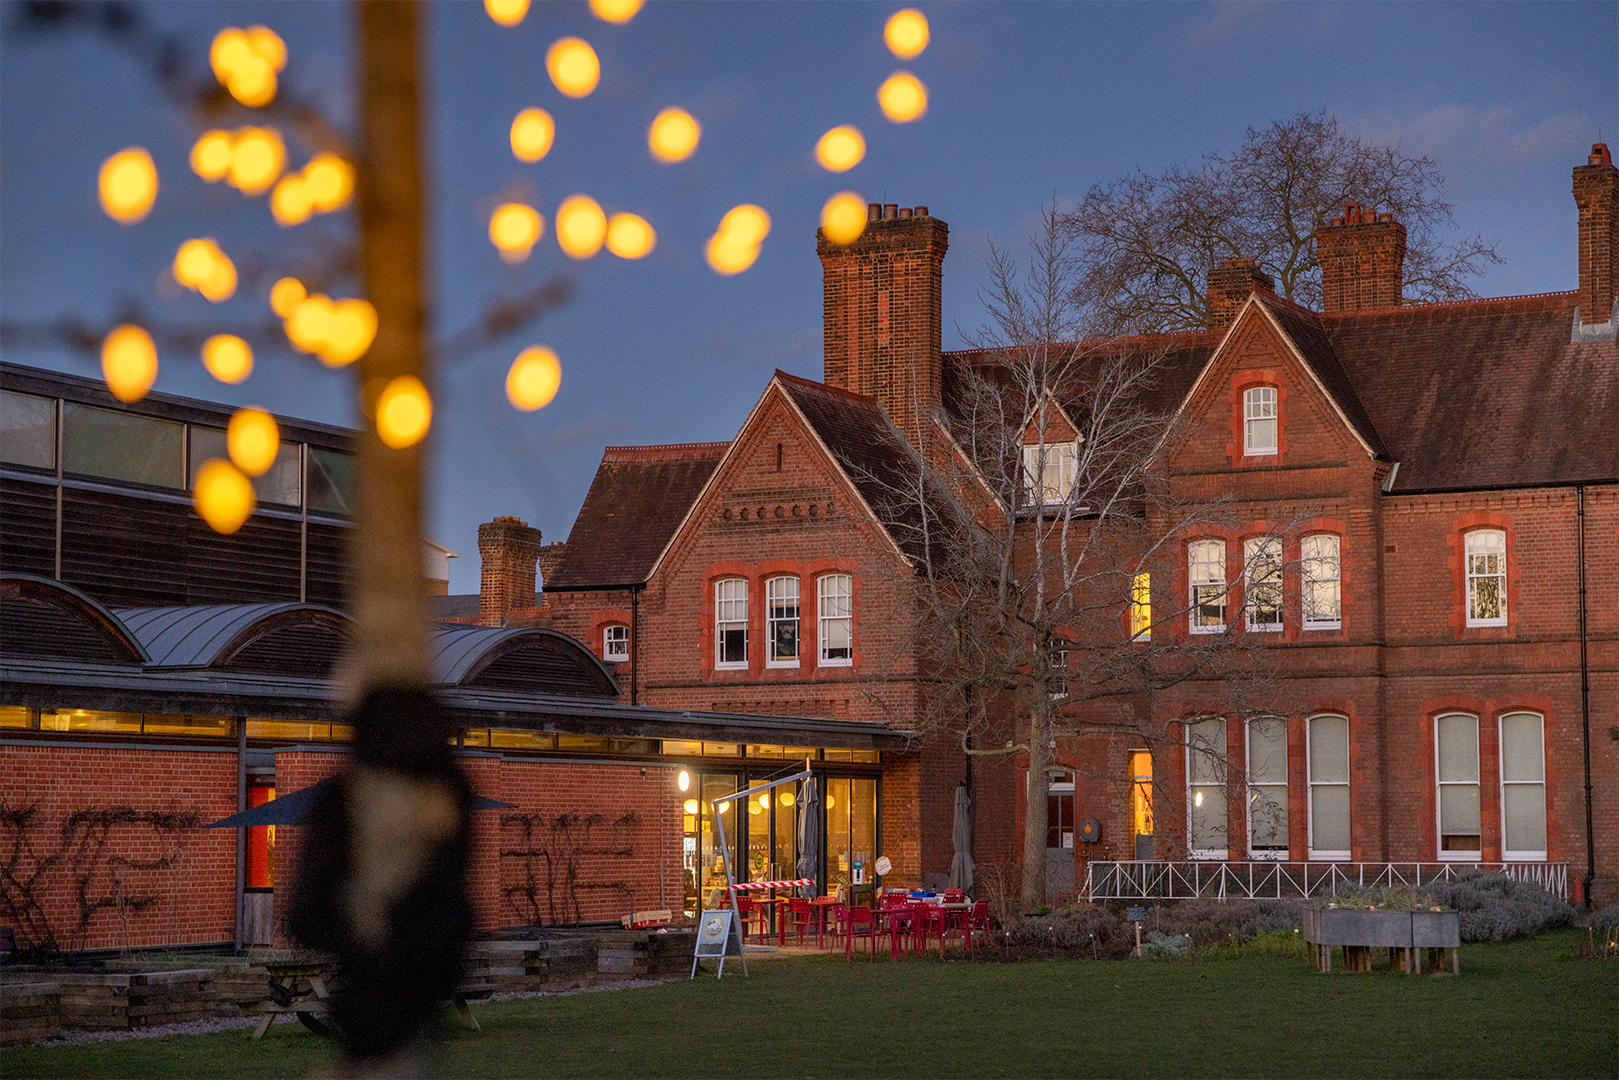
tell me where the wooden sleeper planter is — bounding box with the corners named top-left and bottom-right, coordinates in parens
top-left (1301, 907), bottom-right (1460, 974)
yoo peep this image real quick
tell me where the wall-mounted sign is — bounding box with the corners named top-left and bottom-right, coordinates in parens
top-left (874, 855), bottom-right (893, 877)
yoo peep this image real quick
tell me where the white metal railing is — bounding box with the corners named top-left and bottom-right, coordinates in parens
top-left (1083, 861), bottom-right (1569, 901)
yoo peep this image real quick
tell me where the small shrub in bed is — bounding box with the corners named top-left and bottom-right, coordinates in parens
top-left (1419, 871), bottom-right (1575, 942)
top-left (1143, 898), bottom-right (1303, 948)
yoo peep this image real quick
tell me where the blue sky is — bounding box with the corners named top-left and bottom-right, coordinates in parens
top-left (2, 1), bottom-right (1614, 594)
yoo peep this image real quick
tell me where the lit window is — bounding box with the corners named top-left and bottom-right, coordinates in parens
top-left (1307, 715), bottom-right (1350, 859)
top-left (1499, 712), bottom-right (1546, 859)
top-left (1302, 535), bottom-right (1341, 629)
top-left (603, 624), bottom-right (629, 662)
top-left (1436, 713), bottom-right (1480, 858)
top-left (715, 578), bottom-right (748, 668)
top-left (1465, 529), bottom-right (1506, 626)
top-left (1246, 716), bottom-right (1287, 857)
top-left (1244, 537), bottom-right (1282, 630)
top-left (1243, 386), bottom-right (1277, 455)
top-left (1186, 717), bottom-right (1227, 859)
top-left (1022, 441), bottom-right (1077, 505)
top-left (818, 573), bottom-right (852, 665)
top-left (1129, 572), bottom-right (1151, 640)
top-left (1189, 540), bottom-right (1226, 633)
top-left (766, 576), bottom-right (800, 667)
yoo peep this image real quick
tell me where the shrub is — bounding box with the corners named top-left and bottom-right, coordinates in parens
top-left (1140, 930), bottom-right (1192, 959)
top-left (1420, 871), bottom-right (1575, 942)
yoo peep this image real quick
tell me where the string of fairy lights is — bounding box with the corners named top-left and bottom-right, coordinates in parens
top-left (91, 1), bottom-right (933, 535)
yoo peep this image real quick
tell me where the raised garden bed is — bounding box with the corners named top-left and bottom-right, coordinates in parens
top-left (1302, 907), bottom-right (1460, 974)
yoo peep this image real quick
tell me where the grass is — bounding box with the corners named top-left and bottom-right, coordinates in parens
top-left (5, 929), bottom-right (1614, 1079)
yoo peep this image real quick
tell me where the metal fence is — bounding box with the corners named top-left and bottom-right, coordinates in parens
top-left (1083, 860), bottom-right (1569, 901)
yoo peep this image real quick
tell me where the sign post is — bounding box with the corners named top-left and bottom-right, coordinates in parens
top-left (1127, 905), bottom-right (1146, 958)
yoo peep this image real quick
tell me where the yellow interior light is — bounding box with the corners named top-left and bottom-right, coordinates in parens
top-left (749, 800), bottom-right (762, 815)
top-left (228, 127), bottom-right (285, 195)
top-left (815, 126), bottom-right (866, 173)
top-left (878, 71), bottom-right (928, 123)
top-left (884, 9), bottom-right (930, 59)
top-left (590, 0), bottom-right (643, 24)
top-left (101, 325), bottom-right (158, 403)
top-left (490, 203), bottom-right (544, 261)
top-left (648, 107), bottom-right (700, 163)
top-left (546, 37), bottom-right (600, 98)
top-left (302, 153), bottom-right (354, 212)
top-left (506, 345), bottom-right (562, 411)
top-left (677, 769), bottom-right (691, 792)
top-left (227, 407), bottom-right (280, 477)
top-left (510, 108), bottom-right (555, 163)
top-left (269, 277), bottom-right (306, 318)
top-left (270, 174), bottom-right (312, 226)
top-left (200, 255), bottom-right (238, 303)
top-left (98, 148), bottom-right (158, 224)
top-left (717, 801), bottom-right (731, 814)
top-left (683, 798), bottom-right (699, 816)
top-left (201, 334), bottom-right (253, 384)
top-left (826, 795), bottom-right (835, 809)
top-left (190, 131), bottom-right (234, 182)
top-left (555, 194), bottom-right (607, 259)
top-left (484, 0), bottom-right (529, 26)
top-left (821, 192), bottom-right (868, 245)
top-left (779, 791), bottom-right (795, 807)
top-left (193, 458), bottom-right (256, 534)
top-left (174, 239), bottom-right (236, 302)
top-left (210, 28), bottom-right (252, 84)
top-left (605, 212), bottom-right (655, 259)
top-left (375, 375), bottom-right (432, 449)
top-left (759, 793), bottom-right (769, 809)
top-left (210, 25), bottom-right (284, 108)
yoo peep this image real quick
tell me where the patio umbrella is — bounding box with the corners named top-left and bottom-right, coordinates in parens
top-left (205, 777), bottom-right (514, 828)
top-left (949, 783), bottom-right (975, 893)
top-left (794, 776), bottom-right (821, 899)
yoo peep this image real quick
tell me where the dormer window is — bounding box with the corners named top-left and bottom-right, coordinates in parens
top-left (1022, 441), bottom-right (1077, 505)
top-left (1243, 387), bottom-right (1277, 455)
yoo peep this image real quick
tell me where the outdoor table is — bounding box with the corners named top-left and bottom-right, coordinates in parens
top-left (751, 896), bottom-right (788, 943)
top-left (250, 958), bottom-right (331, 1039)
top-left (810, 896), bottom-right (841, 949)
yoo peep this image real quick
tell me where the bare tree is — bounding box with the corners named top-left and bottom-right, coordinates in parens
top-left (1062, 112), bottom-right (1502, 334)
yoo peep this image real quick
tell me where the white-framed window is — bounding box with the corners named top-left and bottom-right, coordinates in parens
top-left (714, 578), bottom-right (748, 669)
top-left (1499, 712), bottom-right (1547, 860)
top-left (1246, 716), bottom-right (1288, 858)
top-left (1306, 714), bottom-right (1351, 860)
top-left (1243, 386), bottom-right (1277, 455)
top-left (817, 573), bottom-right (853, 665)
top-left (1301, 534), bottom-right (1342, 629)
top-left (1129, 572), bottom-right (1151, 641)
top-left (1435, 713), bottom-right (1481, 858)
top-left (1022, 441), bottom-right (1078, 505)
top-left (1465, 529), bottom-right (1506, 626)
top-left (1045, 638), bottom-right (1069, 700)
top-left (765, 576), bottom-right (800, 667)
top-left (603, 624), bottom-right (629, 662)
top-left (1189, 540), bottom-right (1226, 633)
top-left (1186, 717), bottom-right (1228, 859)
top-left (1244, 537), bottom-right (1283, 631)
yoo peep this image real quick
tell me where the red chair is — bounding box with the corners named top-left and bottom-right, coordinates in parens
top-left (785, 897), bottom-right (813, 946)
top-left (918, 903), bottom-right (947, 956)
top-left (845, 905), bottom-right (879, 962)
top-left (881, 895), bottom-right (917, 961)
top-left (966, 899), bottom-right (990, 952)
top-left (829, 902), bottom-right (850, 951)
top-left (734, 895), bottom-right (765, 942)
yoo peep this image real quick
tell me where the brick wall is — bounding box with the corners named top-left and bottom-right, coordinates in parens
top-left (1573, 143), bottom-right (1618, 326)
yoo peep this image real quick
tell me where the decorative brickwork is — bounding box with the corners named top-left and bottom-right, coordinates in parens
top-left (1315, 201), bottom-right (1407, 313)
top-left (478, 516), bottom-right (544, 627)
top-left (1573, 143), bottom-right (1619, 327)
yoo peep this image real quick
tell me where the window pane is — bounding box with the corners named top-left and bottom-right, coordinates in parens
top-left (61, 403), bottom-right (183, 488)
top-left (1190, 784), bottom-right (1226, 852)
top-left (1500, 714), bottom-right (1544, 783)
top-left (190, 427), bottom-right (301, 507)
top-left (1248, 717), bottom-right (1287, 784)
top-left (1249, 784), bottom-right (1287, 850)
top-left (1130, 572), bottom-right (1151, 638)
top-left (141, 714), bottom-right (234, 737)
top-left (767, 576), bottom-right (799, 661)
top-left (1436, 715), bottom-right (1478, 782)
top-left (1502, 784), bottom-right (1547, 853)
top-left (306, 446), bottom-right (355, 515)
top-left (1187, 719), bottom-right (1225, 785)
top-left (39, 708), bottom-right (142, 733)
top-left (1310, 784), bottom-right (1351, 853)
top-left (1438, 783), bottom-right (1480, 836)
top-left (1302, 534), bottom-right (1340, 624)
top-left (1309, 715), bottom-right (1349, 783)
top-left (1, 390), bottom-right (55, 469)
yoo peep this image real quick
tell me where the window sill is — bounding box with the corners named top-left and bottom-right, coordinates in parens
top-left (1502, 852), bottom-right (1548, 862)
top-left (1302, 622), bottom-right (1342, 632)
top-left (1188, 850), bottom-right (1229, 861)
top-left (1247, 850), bottom-right (1288, 860)
top-left (1436, 851), bottom-right (1482, 862)
top-left (765, 660), bottom-right (800, 670)
top-left (1190, 626), bottom-right (1225, 635)
top-left (714, 662), bottom-right (748, 672)
top-left (1308, 851), bottom-right (1352, 862)
top-left (1464, 620), bottom-right (1508, 629)
top-left (817, 659), bottom-right (854, 669)
top-left (1246, 624), bottom-right (1283, 632)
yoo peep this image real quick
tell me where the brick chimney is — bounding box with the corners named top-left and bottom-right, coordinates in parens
top-left (818, 204), bottom-right (947, 447)
top-left (1207, 258), bottom-right (1275, 331)
top-left (1573, 143), bottom-right (1619, 329)
top-left (477, 515), bottom-right (543, 627)
top-left (1315, 201), bottom-right (1406, 313)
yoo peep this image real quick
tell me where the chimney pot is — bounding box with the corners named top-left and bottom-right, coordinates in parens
top-left (1206, 257), bottom-right (1275, 331)
top-left (1591, 143), bottom-right (1612, 167)
top-left (914, 206), bottom-right (928, 217)
top-left (1315, 206), bottom-right (1406, 313)
top-left (897, 207), bottom-right (912, 219)
top-left (867, 202), bottom-right (881, 222)
top-left (883, 203), bottom-right (898, 220)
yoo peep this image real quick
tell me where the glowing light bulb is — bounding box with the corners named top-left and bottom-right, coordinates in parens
top-left (302, 153), bottom-right (354, 212)
top-left (878, 71), bottom-right (928, 122)
top-left (227, 407), bottom-right (280, 477)
top-left (101, 325), bottom-right (158, 403)
top-left (510, 108), bottom-right (555, 163)
top-left (826, 795), bottom-right (835, 809)
top-left (555, 194), bottom-right (607, 259)
top-left (321, 299), bottom-right (379, 367)
top-left (590, 0), bottom-right (643, 24)
top-left (779, 792), bottom-right (795, 807)
top-left (210, 26), bottom-right (285, 107)
top-left (376, 375), bottom-right (432, 449)
top-left (546, 37), bottom-right (600, 98)
top-left (815, 125), bottom-right (866, 173)
top-left (174, 239), bottom-right (236, 302)
top-left (759, 793), bottom-right (769, 809)
top-left (201, 334), bottom-right (253, 384)
top-left (484, 0), bottom-right (529, 26)
top-left (1194, 790), bottom-right (1204, 808)
top-left (194, 458), bottom-right (256, 534)
top-left (683, 799), bottom-right (699, 816)
top-left (706, 204), bottom-right (771, 276)
top-left (271, 174), bottom-right (312, 226)
top-left (190, 131), bottom-right (234, 182)
top-left (821, 192), bottom-right (868, 246)
top-left (884, 9), bottom-right (930, 59)
top-left (98, 148), bottom-right (158, 224)
top-left (648, 107), bottom-right (700, 163)
top-left (490, 203), bottom-right (544, 261)
top-left (245, 25), bottom-right (287, 70)
top-left (506, 346), bottom-right (562, 411)
top-left (605, 213), bottom-right (655, 259)
top-left (717, 801), bottom-right (731, 814)
top-left (749, 800), bottom-right (762, 815)
top-left (677, 770), bottom-right (690, 792)
top-left (228, 127), bottom-right (285, 195)
top-left (269, 277), bottom-right (306, 318)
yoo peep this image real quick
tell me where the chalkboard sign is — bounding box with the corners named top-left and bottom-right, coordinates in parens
top-left (690, 909), bottom-right (745, 979)
top-left (1125, 906), bottom-right (1146, 923)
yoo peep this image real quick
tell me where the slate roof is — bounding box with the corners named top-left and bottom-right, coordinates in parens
top-left (1256, 294), bottom-right (1391, 460)
top-left (545, 442), bottom-right (727, 589)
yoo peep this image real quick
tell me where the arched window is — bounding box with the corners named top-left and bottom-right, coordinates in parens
top-left (1435, 713), bottom-right (1481, 858)
top-left (1306, 714), bottom-right (1350, 860)
top-left (1186, 717), bottom-right (1227, 859)
top-left (1499, 712), bottom-right (1546, 860)
top-left (714, 578), bottom-right (748, 669)
top-left (1246, 716), bottom-right (1287, 857)
top-left (603, 624), bottom-right (629, 662)
top-left (1301, 535), bottom-right (1341, 629)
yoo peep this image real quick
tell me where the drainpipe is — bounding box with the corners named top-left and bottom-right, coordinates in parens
top-left (1577, 485), bottom-right (1595, 909)
top-left (234, 716), bottom-right (247, 953)
top-left (630, 583), bottom-right (644, 707)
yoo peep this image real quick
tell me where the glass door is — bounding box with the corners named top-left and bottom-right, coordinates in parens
top-left (1130, 751), bottom-right (1155, 859)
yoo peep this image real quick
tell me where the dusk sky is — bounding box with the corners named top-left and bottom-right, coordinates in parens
top-left (2, 1), bottom-right (1614, 594)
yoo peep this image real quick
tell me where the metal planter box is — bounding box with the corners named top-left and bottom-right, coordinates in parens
top-left (1302, 908), bottom-right (1460, 974)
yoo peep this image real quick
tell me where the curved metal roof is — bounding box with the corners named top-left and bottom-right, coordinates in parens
top-left (428, 623), bottom-right (618, 697)
top-left (0, 573), bottom-right (149, 664)
top-left (115, 603), bottom-right (353, 668)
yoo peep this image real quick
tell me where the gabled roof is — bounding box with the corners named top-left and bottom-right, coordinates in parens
top-left (1255, 293), bottom-right (1390, 460)
top-left (546, 442), bottom-right (727, 589)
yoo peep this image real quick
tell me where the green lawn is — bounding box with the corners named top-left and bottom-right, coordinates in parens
top-left (5, 930), bottom-right (1614, 1079)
